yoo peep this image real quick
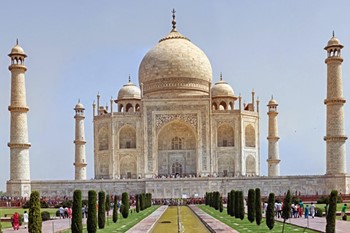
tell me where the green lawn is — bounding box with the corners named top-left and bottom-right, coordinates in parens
top-left (62, 205), bottom-right (159, 233)
top-left (198, 205), bottom-right (319, 233)
top-left (0, 207), bottom-right (58, 229)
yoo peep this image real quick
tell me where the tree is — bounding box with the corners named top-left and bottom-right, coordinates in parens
top-left (0, 219), bottom-right (2, 233)
top-left (282, 190), bottom-right (292, 233)
top-left (247, 189), bottom-right (255, 223)
top-left (326, 190), bottom-right (338, 233)
top-left (112, 195), bottom-right (118, 223)
top-left (105, 194), bottom-right (111, 216)
top-left (87, 190), bottom-right (97, 233)
top-left (234, 191), bottom-right (240, 218)
top-left (227, 192), bottom-right (231, 215)
top-left (266, 192), bottom-right (275, 230)
top-left (140, 193), bottom-right (145, 211)
top-left (71, 190), bottom-right (83, 233)
top-left (98, 191), bottom-right (106, 229)
top-left (135, 194), bottom-right (140, 213)
top-left (239, 191), bottom-right (245, 220)
top-left (230, 190), bottom-right (235, 217)
top-left (121, 192), bottom-right (130, 218)
top-left (219, 196), bottom-right (223, 212)
top-left (29, 191), bottom-right (42, 233)
top-left (255, 188), bottom-right (262, 225)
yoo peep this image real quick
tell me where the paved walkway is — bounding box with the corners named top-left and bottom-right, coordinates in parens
top-left (189, 205), bottom-right (238, 233)
top-left (126, 205), bottom-right (168, 233)
top-left (275, 216), bottom-right (350, 233)
top-left (3, 217), bottom-right (87, 233)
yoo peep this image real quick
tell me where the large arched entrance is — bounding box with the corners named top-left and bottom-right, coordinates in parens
top-left (157, 121), bottom-right (196, 177)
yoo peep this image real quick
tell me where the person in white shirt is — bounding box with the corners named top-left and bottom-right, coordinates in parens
top-left (23, 211), bottom-right (29, 229)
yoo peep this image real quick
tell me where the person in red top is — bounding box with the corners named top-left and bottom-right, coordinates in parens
top-left (12, 212), bottom-right (20, 230)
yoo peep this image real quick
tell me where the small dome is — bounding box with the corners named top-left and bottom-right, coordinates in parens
top-left (268, 98), bottom-right (278, 106)
top-left (211, 78), bottom-right (234, 98)
top-left (9, 44), bottom-right (27, 57)
top-left (117, 81), bottom-right (141, 100)
top-left (74, 102), bottom-right (85, 110)
top-left (327, 37), bottom-right (341, 47)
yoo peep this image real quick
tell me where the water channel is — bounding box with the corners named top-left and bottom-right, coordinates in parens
top-left (150, 206), bottom-right (211, 233)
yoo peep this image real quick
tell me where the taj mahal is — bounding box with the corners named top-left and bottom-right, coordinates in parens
top-left (5, 11), bottom-right (350, 198)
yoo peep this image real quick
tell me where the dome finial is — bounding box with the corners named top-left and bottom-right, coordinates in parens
top-left (271, 95), bottom-right (274, 100)
top-left (332, 30), bottom-right (335, 38)
top-left (16, 38), bottom-right (19, 45)
top-left (128, 74), bottom-right (131, 83)
top-left (171, 8), bottom-right (177, 32)
top-left (220, 72), bottom-right (223, 81)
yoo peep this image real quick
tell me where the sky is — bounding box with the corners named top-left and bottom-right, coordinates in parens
top-left (0, 1), bottom-right (350, 191)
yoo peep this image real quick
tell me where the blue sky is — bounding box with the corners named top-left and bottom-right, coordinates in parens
top-left (0, 1), bottom-right (350, 191)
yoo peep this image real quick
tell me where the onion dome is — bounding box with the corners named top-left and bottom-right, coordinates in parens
top-left (138, 9), bottom-right (212, 97)
top-left (117, 76), bottom-right (141, 100)
top-left (325, 31), bottom-right (343, 49)
top-left (9, 39), bottom-right (27, 57)
top-left (268, 97), bottom-right (278, 106)
top-left (74, 101), bottom-right (85, 110)
top-left (211, 74), bottom-right (234, 97)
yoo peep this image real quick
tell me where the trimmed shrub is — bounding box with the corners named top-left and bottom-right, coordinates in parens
top-left (121, 192), bottom-right (130, 218)
top-left (282, 190), bottom-right (292, 233)
top-left (41, 211), bottom-right (50, 221)
top-left (62, 200), bottom-right (73, 208)
top-left (247, 189), bottom-right (255, 223)
top-left (112, 195), bottom-right (118, 223)
top-left (72, 190), bottom-right (83, 233)
top-left (105, 194), bottom-right (111, 216)
top-left (87, 190), bottom-right (97, 233)
top-left (29, 191), bottom-right (42, 233)
top-left (98, 191), bottom-right (106, 229)
top-left (234, 191), bottom-right (240, 218)
top-left (219, 196), bottom-right (223, 212)
top-left (140, 193), bottom-right (145, 211)
top-left (266, 192), bottom-right (275, 230)
top-left (227, 192), bottom-right (231, 215)
top-left (315, 207), bottom-right (323, 217)
top-left (239, 191), bottom-right (245, 220)
top-left (230, 190), bottom-right (235, 217)
top-left (135, 194), bottom-right (140, 213)
top-left (55, 210), bottom-right (60, 217)
top-left (0, 220), bottom-right (2, 233)
top-left (326, 190), bottom-right (337, 233)
top-left (255, 188), bottom-right (262, 226)
top-left (40, 200), bottom-right (49, 208)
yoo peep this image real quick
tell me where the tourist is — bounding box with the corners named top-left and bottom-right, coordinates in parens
top-left (304, 205), bottom-right (309, 219)
top-left (310, 202), bottom-right (315, 218)
top-left (23, 210), bottom-right (29, 229)
top-left (341, 203), bottom-right (347, 218)
top-left (59, 206), bottom-right (64, 219)
top-left (12, 212), bottom-right (20, 230)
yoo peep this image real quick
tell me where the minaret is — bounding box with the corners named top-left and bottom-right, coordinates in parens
top-left (267, 97), bottom-right (280, 176)
top-left (324, 33), bottom-right (347, 175)
top-left (7, 41), bottom-right (31, 197)
top-left (74, 101), bottom-right (87, 180)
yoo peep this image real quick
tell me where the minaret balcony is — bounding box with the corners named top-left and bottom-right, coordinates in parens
top-left (323, 135), bottom-right (347, 141)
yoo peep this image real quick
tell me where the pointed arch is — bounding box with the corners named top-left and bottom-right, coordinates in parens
top-left (98, 127), bottom-right (109, 151)
top-left (246, 155), bottom-right (256, 176)
top-left (212, 102), bottom-right (218, 110)
top-left (126, 103), bottom-right (133, 112)
top-left (217, 123), bottom-right (234, 147)
top-left (245, 124), bottom-right (256, 147)
top-left (218, 155), bottom-right (235, 177)
top-left (219, 101), bottom-right (227, 110)
top-left (120, 156), bottom-right (137, 179)
top-left (119, 125), bottom-right (136, 149)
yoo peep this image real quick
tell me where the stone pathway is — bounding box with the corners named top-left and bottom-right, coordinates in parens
top-left (3, 217), bottom-right (86, 233)
top-left (275, 216), bottom-right (350, 233)
top-left (189, 205), bottom-right (238, 233)
top-left (126, 205), bottom-right (168, 233)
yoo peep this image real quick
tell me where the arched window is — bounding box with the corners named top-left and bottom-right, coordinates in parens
top-left (118, 104), bottom-right (124, 112)
top-left (219, 101), bottom-right (227, 110)
top-left (172, 162), bottom-right (183, 174)
top-left (171, 137), bottom-right (182, 150)
top-left (119, 125), bottom-right (136, 149)
top-left (126, 103), bottom-right (133, 112)
top-left (217, 124), bottom-right (234, 147)
top-left (245, 124), bottom-right (255, 147)
top-left (135, 104), bottom-right (140, 112)
top-left (98, 127), bottom-right (109, 151)
top-left (212, 102), bottom-right (218, 110)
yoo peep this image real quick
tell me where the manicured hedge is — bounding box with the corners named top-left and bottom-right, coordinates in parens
top-left (29, 191), bottom-right (42, 233)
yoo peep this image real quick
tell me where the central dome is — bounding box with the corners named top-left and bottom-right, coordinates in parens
top-left (139, 24), bottom-right (212, 98)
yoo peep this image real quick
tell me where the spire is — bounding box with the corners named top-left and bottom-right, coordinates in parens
top-left (16, 38), bottom-right (19, 45)
top-left (171, 8), bottom-right (177, 32)
top-left (128, 74), bottom-right (131, 83)
top-left (332, 30), bottom-right (335, 38)
top-left (220, 72), bottom-right (223, 81)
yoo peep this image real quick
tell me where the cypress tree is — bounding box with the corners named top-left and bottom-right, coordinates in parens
top-left (98, 191), bottom-right (106, 229)
top-left (227, 192), bottom-right (231, 215)
top-left (87, 190), bottom-right (97, 233)
top-left (205, 192), bottom-right (208, 205)
top-left (282, 190), bottom-right (292, 233)
top-left (326, 190), bottom-right (338, 233)
top-left (135, 194), bottom-right (140, 213)
top-left (29, 191), bottom-right (42, 233)
top-left (71, 190), bottom-right (83, 233)
top-left (219, 196), bottom-right (223, 212)
top-left (266, 192), bottom-right (275, 230)
top-left (230, 190), bottom-right (235, 217)
top-left (239, 191), bottom-right (245, 220)
top-left (255, 188), bottom-right (262, 225)
top-left (214, 192), bottom-right (219, 210)
top-left (105, 194), bottom-right (111, 216)
top-left (121, 192), bottom-right (130, 218)
top-left (234, 190), bottom-right (240, 218)
top-left (112, 195), bottom-right (118, 223)
top-left (247, 189), bottom-right (255, 223)
top-left (0, 220), bottom-right (2, 233)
